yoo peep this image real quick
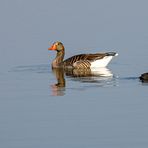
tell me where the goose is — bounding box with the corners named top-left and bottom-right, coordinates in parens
top-left (48, 41), bottom-right (118, 69)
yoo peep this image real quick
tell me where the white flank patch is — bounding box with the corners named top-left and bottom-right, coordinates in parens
top-left (90, 56), bottom-right (113, 68)
top-left (91, 67), bottom-right (113, 77)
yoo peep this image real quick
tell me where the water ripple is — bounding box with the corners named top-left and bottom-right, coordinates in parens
top-left (10, 64), bottom-right (51, 74)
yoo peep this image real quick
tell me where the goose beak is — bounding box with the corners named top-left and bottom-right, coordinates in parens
top-left (48, 44), bottom-right (57, 50)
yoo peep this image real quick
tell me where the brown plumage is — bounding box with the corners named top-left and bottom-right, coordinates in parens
top-left (48, 41), bottom-right (118, 69)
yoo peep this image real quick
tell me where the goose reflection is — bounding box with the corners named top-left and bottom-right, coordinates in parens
top-left (51, 68), bottom-right (66, 96)
top-left (51, 67), bottom-right (114, 96)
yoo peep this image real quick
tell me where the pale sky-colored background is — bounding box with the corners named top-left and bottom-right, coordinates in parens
top-left (0, 1), bottom-right (148, 148)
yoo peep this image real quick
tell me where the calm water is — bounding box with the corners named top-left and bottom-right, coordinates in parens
top-left (0, 1), bottom-right (148, 148)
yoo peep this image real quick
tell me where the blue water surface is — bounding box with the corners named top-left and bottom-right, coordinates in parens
top-left (0, 1), bottom-right (148, 148)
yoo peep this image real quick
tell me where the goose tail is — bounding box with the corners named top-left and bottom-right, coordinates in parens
top-left (106, 52), bottom-right (118, 57)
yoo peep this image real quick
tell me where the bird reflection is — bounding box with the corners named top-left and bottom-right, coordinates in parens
top-left (51, 68), bottom-right (66, 96)
top-left (51, 67), bottom-right (114, 96)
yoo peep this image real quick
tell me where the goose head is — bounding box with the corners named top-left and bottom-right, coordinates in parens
top-left (48, 41), bottom-right (64, 52)
top-left (48, 41), bottom-right (65, 68)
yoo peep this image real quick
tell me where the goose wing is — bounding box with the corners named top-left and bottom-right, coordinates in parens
top-left (62, 53), bottom-right (107, 68)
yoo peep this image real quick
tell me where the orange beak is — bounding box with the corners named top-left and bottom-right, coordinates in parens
top-left (48, 44), bottom-right (57, 50)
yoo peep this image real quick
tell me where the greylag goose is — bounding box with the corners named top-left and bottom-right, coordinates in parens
top-left (48, 41), bottom-right (118, 69)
